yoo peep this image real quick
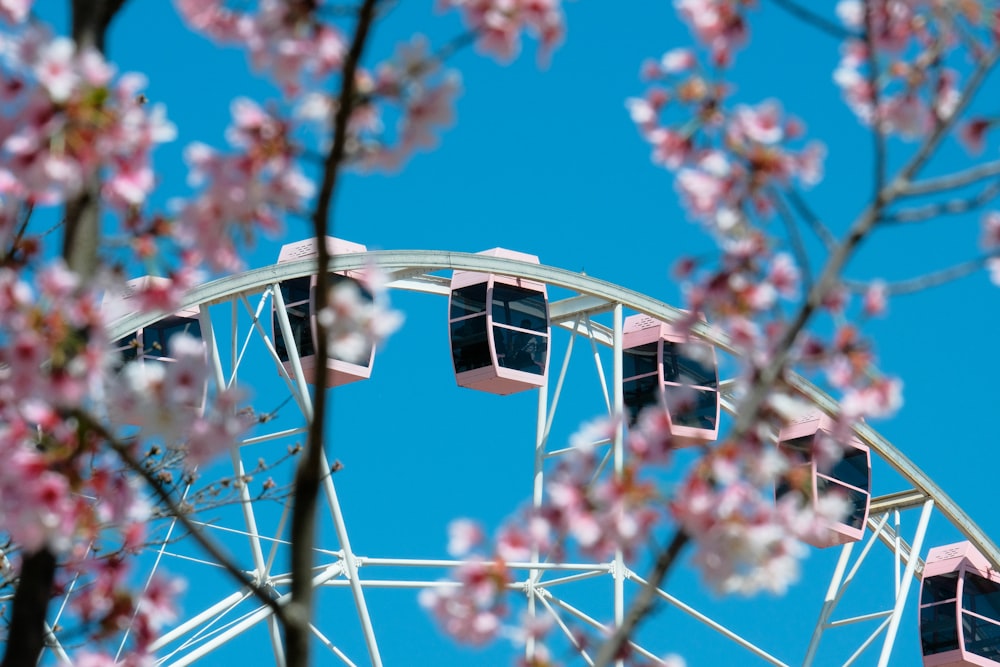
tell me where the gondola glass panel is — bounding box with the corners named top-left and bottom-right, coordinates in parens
top-left (775, 413), bottom-right (871, 548)
top-left (449, 248), bottom-right (548, 395)
top-left (621, 314), bottom-right (719, 444)
top-left (272, 236), bottom-right (374, 387)
top-left (921, 542), bottom-right (1000, 666)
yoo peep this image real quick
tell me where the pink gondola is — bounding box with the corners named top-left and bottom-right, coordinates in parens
top-left (272, 237), bottom-right (374, 387)
top-left (621, 314), bottom-right (719, 443)
top-left (449, 248), bottom-right (549, 395)
top-left (920, 541), bottom-right (1000, 666)
top-left (775, 413), bottom-right (871, 548)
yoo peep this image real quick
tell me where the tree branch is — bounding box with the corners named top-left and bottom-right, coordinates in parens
top-left (592, 531), bottom-right (689, 667)
top-left (72, 411), bottom-right (288, 623)
top-left (771, 187), bottom-right (814, 292)
top-left (882, 178), bottom-right (1000, 223)
top-left (902, 159), bottom-right (1000, 197)
top-left (844, 255), bottom-right (993, 296)
top-left (784, 189), bottom-right (837, 252)
top-left (287, 1), bottom-right (381, 665)
top-left (863, 1), bottom-right (887, 200)
top-left (766, 0), bottom-right (858, 40)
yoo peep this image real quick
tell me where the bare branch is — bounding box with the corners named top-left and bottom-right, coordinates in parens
top-left (771, 188), bottom-right (814, 292)
top-left (844, 256), bottom-right (992, 296)
top-left (863, 2), bottom-right (887, 199)
top-left (902, 159), bottom-right (1000, 197)
top-left (766, 0), bottom-right (858, 40)
top-left (288, 1), bottom-right (381, 665)
top-left (731, 41), bottom-right (999, 440)
top-left (784, 189), bottom-right (837, 251)
top-left (592, 531), bottom-right (689, 667)
top-left (72, 411), bottom-right (288, 623)
top-left (882, 178), bottom-right (1000, 223)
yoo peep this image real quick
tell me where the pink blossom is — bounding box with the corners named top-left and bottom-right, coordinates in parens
top-left (0, 0), bottom-right (30, 23)
top-left (419, 558), bottom-right (508, 645)
top-left (988, 257), bottom-right (1000, 286)
top-left (661, 47), bottom-right (696, 73)
top-left (673, 0), bottom-right (749, 65)
top-left (981, 211), bottom-right (1000, 250)
top-left (441, 0), bottom-right (567, 64)
top-left (448, 519), bottom-right (485, 557)
top-left (729, 100), bottom-right (784, 145)
top-left (960, 118), bottom-right (991, 154)
top-left (862, 280), bottom-right (888, 317)
top-left (767, 253), bottom-right (799, 299)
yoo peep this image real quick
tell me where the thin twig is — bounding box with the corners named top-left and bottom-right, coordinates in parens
top-left (72, 410), bottom-right (288, 623)
top-left (844, 256), bottom-right (991, 295)
top-left (902, 159), bottom-right (1000, 197)
top-left (882, 178), bottom-right (1000, 223)
top-left (771, 187), bottom-right (814, 292)
top-left (785, 189), bottom-right (837, 251)
top-left (767, 0), bottom-right (859, 40)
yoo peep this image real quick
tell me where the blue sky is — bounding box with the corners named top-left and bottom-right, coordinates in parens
top-left (34, 1), bottom-right (1000, 665)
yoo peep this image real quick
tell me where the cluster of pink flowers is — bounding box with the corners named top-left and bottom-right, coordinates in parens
top-left (832, 0), bottom-right (996, 140)
top-left (173, 98), bottom-right (313, 272)
top-left (62, 558), bottom-right (184, 663)
top-left (0, 29), bottom-right (175, 208)
top-left (419, 525), bottom-right (512, 646)
top-left (317, 265), bottom-right (404, 363)
top-left (0, 0), bottom-right (30, 24)
top-left (175, 0), bottom-right (346, 96)
top-left (0, 259), bottom-right (253, 662)
top-left (628, 55), bottom-right (826, 232)
top-left (439, 0), bottom-right (566, 64)
top-left (342, 36), bottom-right (463, 171)
top-left (673, 0), bottom-right (753, 65)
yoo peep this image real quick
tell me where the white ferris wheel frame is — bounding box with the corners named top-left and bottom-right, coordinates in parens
top-left (89, 249), bottom-right (1000, 667)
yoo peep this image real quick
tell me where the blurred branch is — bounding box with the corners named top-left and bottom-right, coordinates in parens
top-left (592, 530), bottom-right (689, 667)
top-left (902, 160), bottom-right (1000, 197)
top-left (771, 188), bottom-right (814, 291)
top-left (864, 2), bottom-right (887, 199)
top-left (288, 1), bottom-right (381, 666)
top-left (844, 256), bottom-right (992, 296)
top-left (882, 178), bottom-right (1000, 223)
top-left (767, 0), bottom-right (858, 39)
top-left (784, 189), bottom-right (837, 251)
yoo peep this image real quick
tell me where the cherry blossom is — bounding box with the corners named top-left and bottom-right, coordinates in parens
top-left (173, 99), bottom-right (313, 271)
top-left (175, 0), bottom-right (346, 96)
top-left (315, 265), bottom-right (404, 364)
top-left (981, 211), bottom-right (1000, 250)
top-left (0, 0), bottom-right (30, 24)
top-left (0, 35), bottom-right (175, 206)
top-left (419, 556), bottom-right (510, 645)
top-left (439, 0), bottom-right (567, 64)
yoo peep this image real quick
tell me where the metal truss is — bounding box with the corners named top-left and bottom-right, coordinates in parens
top-left (73, 249), bottom-right (999, 666)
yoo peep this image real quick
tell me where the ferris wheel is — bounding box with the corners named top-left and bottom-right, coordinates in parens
top-left (61, 245), bottom-right (1000, 666)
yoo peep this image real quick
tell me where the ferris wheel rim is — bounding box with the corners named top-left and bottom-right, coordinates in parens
top-left (104, 248), bottom-right (1000, 579)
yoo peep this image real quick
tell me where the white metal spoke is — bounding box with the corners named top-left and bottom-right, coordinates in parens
top-left (76, 252), bottom-right (1000, 666)
top-left (198, 304), bottom-right (268, 578)
top-left (585, 316), bottom-right (612, 414)
top-left (628, 571), bottom-right (791, 667)
top-left (310, 623), bottom-right (359, 667)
